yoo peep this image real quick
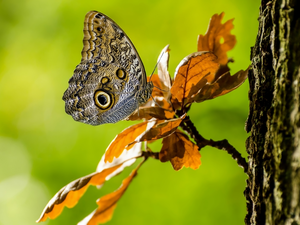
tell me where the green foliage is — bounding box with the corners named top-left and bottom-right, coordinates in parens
top-left (0, 0), bottom-right (260, 224)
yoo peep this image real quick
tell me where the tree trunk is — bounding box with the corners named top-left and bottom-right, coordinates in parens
top-left (245, 0), bottom-right (300, 224)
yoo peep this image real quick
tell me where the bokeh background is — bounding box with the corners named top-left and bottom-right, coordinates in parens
top-left (0, 0), bottom-right (260, 224)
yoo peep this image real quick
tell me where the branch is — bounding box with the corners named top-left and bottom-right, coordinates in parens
top-left (205, 138), bottom-right (248, 173)
top-left (180, 115), bottom-right (248, 173)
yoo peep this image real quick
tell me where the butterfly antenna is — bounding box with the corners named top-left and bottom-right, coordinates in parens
top-left (150, 95), bottom-right (161, 107)
top-left (150, 95), bottom-right (173, 112)
top-left (149, 48), bottom-right (167, 81)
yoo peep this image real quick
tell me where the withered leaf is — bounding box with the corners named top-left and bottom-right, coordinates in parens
top-left (104, 121), bottom-right (150, 163)
top-left (146, 45), bottom-right (171, 100)
top-left (96, 141), bottom-right (143, 180)
top-left (142, 46), bottom-right (172, 113)
top-left (214, 58), bottom-right (234, 80)
top-left (170, 52), bottom-right (219, 107)
top-left (197, 12), bottom-right (236, 65)
top-left (127, 106), bottom-right (175, 121)
top-left (157, 45), bottom-right (172, 100)
top-left (159, 131), bottom-right (201, 171)
top-left (191, 66), bottom-right (250, 103)
top-left (127, 114), bottom-right (186, 149)
top-left (37, 164), bottom-right (125, 223)
top-left (78, 169), bottom-right (138, 225)
top-left (144, 76), bottom-right (173, 113)
top-left (147, 74), bottom-right (164, 99)
top-left (141, 46), bottom-right (173, 113)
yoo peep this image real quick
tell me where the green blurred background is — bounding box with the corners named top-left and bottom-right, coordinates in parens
top-left (0, 0), bottom-right (260, 224)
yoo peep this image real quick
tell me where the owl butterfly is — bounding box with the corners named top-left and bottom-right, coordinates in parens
top-left (63, 11), bottom-right (153, 125)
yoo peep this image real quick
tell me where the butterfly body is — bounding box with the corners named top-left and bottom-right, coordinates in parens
top-left (63, 11), bottom-right (152, 125)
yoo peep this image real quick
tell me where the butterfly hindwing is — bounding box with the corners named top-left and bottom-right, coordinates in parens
top-left (63, 11), bottom-right (152, 125)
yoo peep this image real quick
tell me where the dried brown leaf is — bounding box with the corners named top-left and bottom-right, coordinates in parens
top-left (197, 12), bottom-right (236, 65)
top-left (147, 74), bottom-right (164, 99)
top-left (127, 114), bottom-right (186, 148)
top-left (144, 74), bottom-right (173, 115)
top-left (214, 58), bottom-right (234, 81)
top-left (127, 106), bottom-right (175, 121)
top-left (138, 46), bottom-right (173, 114)
top-left (104, 121), bottom-right (150, 163)
top-left (96, 141), bottom-right (142, 176)
top-left (157, 45), bottom-right (172, 100)
top-left (145, 45), bottom-right (171, 100)
top-left (170, 52), bottom-right (219, 107)
top-left (185, 73), bottom-right (210, 105)
top-left (159, 131), bottom-right (201, 171)
top-left (37, 164), bottom-right (124, 223)
top-left (192, 66), bottom-right (250, 103)
top-left (38, 140), bottom-right (143, 224)
top-left (78, 169), bottom-right (138, 225)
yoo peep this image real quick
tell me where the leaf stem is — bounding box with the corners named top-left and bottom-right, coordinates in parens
top-left (180, 115), bottom-right (248, 173)
top-left (142, 151), bottom-right (159, 160)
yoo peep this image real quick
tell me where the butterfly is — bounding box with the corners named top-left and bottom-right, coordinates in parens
top-left (63, 11), bottom-right (153, 125)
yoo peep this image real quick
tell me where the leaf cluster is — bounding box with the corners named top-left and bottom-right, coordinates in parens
top-left (37, 12), bottom-right (249, 225)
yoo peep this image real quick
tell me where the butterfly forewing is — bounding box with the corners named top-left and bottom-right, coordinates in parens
top-left (63, 11), bottom-right (152, 125)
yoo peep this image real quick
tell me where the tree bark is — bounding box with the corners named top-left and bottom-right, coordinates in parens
top-left (245, 0), bottom-right (300, 224)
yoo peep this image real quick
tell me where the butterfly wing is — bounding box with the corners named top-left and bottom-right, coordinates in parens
top-left (63, 11), bottom-right (148, 125)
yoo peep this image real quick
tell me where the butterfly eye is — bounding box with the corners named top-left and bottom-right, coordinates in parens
top-left (94, 90), bottom-right (114, 110)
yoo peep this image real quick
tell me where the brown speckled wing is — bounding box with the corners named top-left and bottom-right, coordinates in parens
top-left (63, 11), bottom-right (152, 125)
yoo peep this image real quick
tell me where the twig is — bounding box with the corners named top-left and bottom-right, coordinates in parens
top-left (180, 115), bottom-right (210, 148)
top-left (205, 139), bottom-right (248, 173)
top-left (180, 115), bottom-right (248, 173)
top-left (142, 150), bottom-right (159, 159)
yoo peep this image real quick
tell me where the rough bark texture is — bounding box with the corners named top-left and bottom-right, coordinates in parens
top-left (245, 0), bottom-right (300, 224)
